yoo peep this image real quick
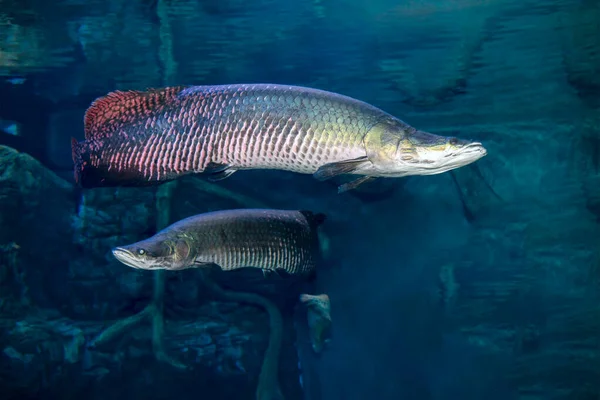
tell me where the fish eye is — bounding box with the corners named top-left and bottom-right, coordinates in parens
top-left (449, 137), bottom-right (458, 146)
top-left (138, 248), bottom-right (146, 255)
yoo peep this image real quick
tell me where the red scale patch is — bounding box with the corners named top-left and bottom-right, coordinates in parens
top-left (83, 86), bottom-right (187, 140)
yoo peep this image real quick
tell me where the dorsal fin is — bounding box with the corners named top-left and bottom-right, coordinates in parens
top-left (299, 210), bottom-right (327, 229)
top-left (83, 86), bottom-right (187, 140)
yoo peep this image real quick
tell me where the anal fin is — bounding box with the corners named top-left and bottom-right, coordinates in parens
top-left (313, 156), bottom-right (370, 181)
top-left (262, 269), bottom-right (278, 279)
top-left (338, 176), bottom-right (376, 193)
top-left (204, 162), bottom-right (237, 182)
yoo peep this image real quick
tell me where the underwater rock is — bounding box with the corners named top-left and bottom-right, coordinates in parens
top-left (0, 146), bottom-right (74, 239)
top-left (66, 185), bottom-right (158, 318)
top-left (443, 177), bottom-right (600, 398)
top-left (0, 145), bottom-right (77, 308)
top-left (0, 304), bottom-right (303, 400)
top-left (0, 145), bottom-right (307, 399)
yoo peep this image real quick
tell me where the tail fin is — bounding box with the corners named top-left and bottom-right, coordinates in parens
top-left (300, 210), bottom-right (328, 265)
top-left (299, 210), bottom-right (327, 229)
top-left (71, 137), bottom-right (83, 186)
top-left (70, 136), bottom-right (159, 189)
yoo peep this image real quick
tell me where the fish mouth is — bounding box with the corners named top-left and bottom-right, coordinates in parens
top-left (112, 247), bottom-right (144, 269)
top-left (443, 142), bottom-right (487, 164)
top-left (458, 142), bottom-right (487, 157)
top-left (412, 141), bottom-right (487, 175)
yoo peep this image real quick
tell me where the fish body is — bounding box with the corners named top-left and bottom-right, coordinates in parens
top-left (111, 208), bottom-right (325, 275)
top-left (71, 84), bottom-right (486, 192)
top-left (299, 294), bottom-right (332, 354)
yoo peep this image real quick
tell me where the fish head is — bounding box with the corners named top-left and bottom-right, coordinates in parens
top-left (112, 234), bottom-right (195, 271)
top-left (365, 119), bottom-right (487, 177)
top-left (399, 129), bottom-right (487, 175)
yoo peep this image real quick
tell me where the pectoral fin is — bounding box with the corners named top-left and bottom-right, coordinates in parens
top-left (313, 156), bottom-right (370, 181)
top-left (204, 162), bottom-right (237, 181)
top-left (338, 176), bottom-right (376, 193)
top-left (261, 268), bottom-right (292, 279)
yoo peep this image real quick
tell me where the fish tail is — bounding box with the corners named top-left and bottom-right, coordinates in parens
top-left (300, 210), bottom-right (327, 265)
top-left (70, 137), bottom-right (159, 188)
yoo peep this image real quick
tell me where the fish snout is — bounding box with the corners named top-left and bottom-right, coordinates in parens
top-left (112, 246), bottom-right (143, 269)
top-left (112, 246), bottom-right (132, 258)
top-left (443, 134), bottom-right (486, 157)
top-left (457, 141), bottom-right (487, 159)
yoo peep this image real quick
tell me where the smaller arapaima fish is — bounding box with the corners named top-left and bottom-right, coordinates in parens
top-left (71, 84), bottom-right (487, 192)
top-left (111, 208), bottom-right (325, 275)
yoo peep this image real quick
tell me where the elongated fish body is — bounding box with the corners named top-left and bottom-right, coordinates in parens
top-left (71, 84), bottom-right (378, 187)
top-left (71, 84), bottom-right (487, 191)
top-left (111, 209), bottom-right (326, 275)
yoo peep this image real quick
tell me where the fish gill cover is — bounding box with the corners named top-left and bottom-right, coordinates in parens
top-left (0, 0), bottom-right (599, 400)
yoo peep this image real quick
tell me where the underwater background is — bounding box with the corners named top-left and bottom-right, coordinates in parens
top-left (1, 0), bottom-right (599, 399)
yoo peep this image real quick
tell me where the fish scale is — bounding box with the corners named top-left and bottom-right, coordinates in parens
top-left (71, 83), bottom-right (384, 188)
top-left (174, 209), bottom-right (319, 274)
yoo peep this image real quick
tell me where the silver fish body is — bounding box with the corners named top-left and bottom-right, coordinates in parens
top-left (71, 84), bottom-right (486, 191)
top-left (111, 209), bottom-right (326, 275)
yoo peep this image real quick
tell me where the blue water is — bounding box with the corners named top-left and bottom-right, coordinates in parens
top-left (1, 0), bottom-right (599, 399)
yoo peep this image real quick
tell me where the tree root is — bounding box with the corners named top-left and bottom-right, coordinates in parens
top-left (200, 271), bottom-right (285, 400)
top-left (201, 273), bottom-right (333, 400)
